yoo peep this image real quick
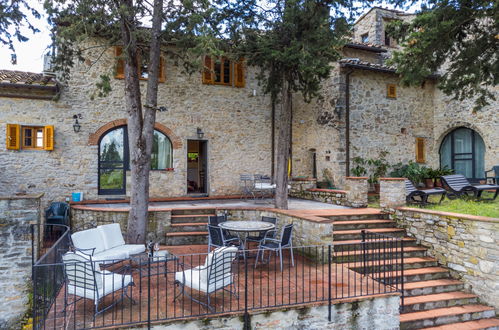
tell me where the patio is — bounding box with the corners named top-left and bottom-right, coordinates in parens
top-left (36, 243), bottom-right (399, 329)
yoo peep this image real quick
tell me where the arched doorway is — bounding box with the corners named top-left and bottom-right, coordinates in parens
top-left (98, 126), bottom-right (173, 195)
top-left (439, 127), bottom-right (485, 181)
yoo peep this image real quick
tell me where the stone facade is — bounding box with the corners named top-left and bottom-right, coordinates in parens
top-left (392, 207), bottom-right (499, 310)
top-left (344, 177), bottom-right (368, 208)
top-left (145, 295), bottom-right (400, 330)
top-left (379, 178), bottom-right (406, 209)
top-left (0, 194), bottom-right (41, 328)
top-left (289, 188), bottom-right (347, 206)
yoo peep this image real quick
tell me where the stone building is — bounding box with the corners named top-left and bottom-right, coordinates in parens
top-left (0, 7), bottom-right (497, 207)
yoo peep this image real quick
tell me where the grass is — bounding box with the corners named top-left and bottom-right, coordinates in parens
top-left (368, 192), bottom-right (499, 218)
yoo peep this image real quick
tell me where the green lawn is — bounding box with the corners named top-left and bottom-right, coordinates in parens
top-left (368, 192), bottom-right (499, 218)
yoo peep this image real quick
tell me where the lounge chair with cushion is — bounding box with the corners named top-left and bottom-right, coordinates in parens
top-left (405, 179), bottom-right (446, 205)
top-left (174, 246), bottom-right (239, 311)
top-left (441, 174), bottom-right (499, 201)
top-left (71, 223), bottom-right (145, 263)
top-left (62, 250), bottom-right (135, 316)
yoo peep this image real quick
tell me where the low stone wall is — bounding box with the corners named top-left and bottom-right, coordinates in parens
top-left (289, 178), bottom-right (317, 192)
top-left (344, 177), bottom-right (368, 208)
top-left (392, 207), bottom-right (499, 310)
top-left (289, 188), bottom-right (347, 206)
top-left (147, 295), bottom-right (400, 329)
top-left (0, 194), bottom-right (42, 328)
top-left (379, 178), bottom-right (406, 209)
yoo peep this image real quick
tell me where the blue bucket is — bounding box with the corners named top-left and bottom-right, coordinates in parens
top-left (72, 192), bottom-right (83, 202)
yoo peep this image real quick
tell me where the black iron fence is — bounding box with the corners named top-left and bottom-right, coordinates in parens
top-left (32, 231), bottom-right (403, 329)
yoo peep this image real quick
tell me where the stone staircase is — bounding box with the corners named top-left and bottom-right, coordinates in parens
top-left (165, 209), bottom-right (215, 245)
top-left (330, 210), bottom-right (499, 329)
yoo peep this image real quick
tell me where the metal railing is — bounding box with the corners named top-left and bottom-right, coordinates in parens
top-left (32, 237), bottom-right (403, 329)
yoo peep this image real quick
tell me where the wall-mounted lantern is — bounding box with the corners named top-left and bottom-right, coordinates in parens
top-left (196, 127), bottom-right (204, 139)
top-left (73, 114), bottom-right (82, 133)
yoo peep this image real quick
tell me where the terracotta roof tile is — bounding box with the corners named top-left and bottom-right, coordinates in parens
top-left (339, 58), bottom-right (397, 72)
top-left (0, 70), bottom-right (58, 86)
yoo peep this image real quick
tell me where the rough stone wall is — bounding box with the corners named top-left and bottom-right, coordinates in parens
top-left (344, 177), bottom-right (368, 207)
top-left (289, 189), bottom-right (347, 206)
top-left (0, 44), bottom-right (272, 209)
top-left (148, 295), bottom-right (400, 330)
top-left (0, 195), bottom-right (41, 328)
top-left (379, 178), bottom-right (406, 209)
top-left (392, 208), bottom-right (499, 310)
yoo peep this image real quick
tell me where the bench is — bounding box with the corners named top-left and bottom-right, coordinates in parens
top-left (71, 223), bottom-right (145, 263)
top-left (441, 174), bottom-right (499, 201)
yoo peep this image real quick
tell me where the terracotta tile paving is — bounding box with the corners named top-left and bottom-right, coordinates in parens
top-left (40, 245), bottom-right (396, 329)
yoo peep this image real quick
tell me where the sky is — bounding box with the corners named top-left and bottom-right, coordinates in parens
top-left (0, 0), bottom-right (422, 74)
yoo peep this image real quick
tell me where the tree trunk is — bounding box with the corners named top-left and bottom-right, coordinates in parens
top-left (275, 80), bottom-right (292, 209)
top-left (119, 0), bottom-right (163, 244)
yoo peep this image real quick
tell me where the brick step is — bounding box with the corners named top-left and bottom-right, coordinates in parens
top-left (333, 237), bottom-right (418, 250)
top-left (165, 231), bottom-right (208, 245)
top-left (422, 318), bottom-right (499, 330)
top-left (403, 292), bottom-right (478, 313)
top-left (331, 219), bottom-right (397, 230)
top-left (170, 214), bottom-right (215, 223)
top-left (333, 246), bottom-right (427, 263)
top-left (171, 208), bottom-right (217, 216)
top-left (400, 305), bottom-right (496, 329)
top-left (169, 222), bottom-right (208, 232)
top-left (333, 228), bottom-right (406, 241)
top-left (404, 279), bottom-right (465, 297)
top-left (325, 211), bottom-right (389, 221)
top-left (371, 267), bottom-right (450, 283)
top-left (344, 256), bottom-right (437, 271)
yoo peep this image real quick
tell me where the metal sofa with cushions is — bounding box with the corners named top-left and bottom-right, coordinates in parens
top-left (71, 223), bottom-right (145, 263)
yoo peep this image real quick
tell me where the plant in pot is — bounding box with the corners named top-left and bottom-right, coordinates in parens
top-left (434, 166), bottom-right (454, 187)
top-left (366, 151), bottom-right (390, 193)
top-left (351, 156), bottom-right (367, 177)
top-left (423, 167), bottom-right (435, 189)
top-left (389, 161), bottom-right (426, 187)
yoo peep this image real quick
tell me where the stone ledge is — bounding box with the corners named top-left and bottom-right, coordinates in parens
top-left (307, 188), bottom-right (347, 194)
top-left (396, 206), bottom-right (499, 222)
top-left (346, 177), bottom-right (368, 180)
top-left (380, 177), bottom-right (406, 181)
top-left (0, 193), bottom-right (44, 200)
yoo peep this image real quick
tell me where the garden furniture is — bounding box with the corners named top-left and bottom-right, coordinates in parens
top-left (405, 179), bottom-right (446, 206)
top-left (441, 174), bottom-right (499, 201)
top-left (219, 220), bottom-right (276, 259)
top-left (207, 225), bottom-right (241, 252)
top-left (246, 216), bottom-right (278, 243)
top-left (174, 246), bottom-right (239, 311)
top-left (254, 224), bottom-right (294, 272)
top-left (62, 250), bottom-right (135, 316)
top-left (485, 166), bottom-right (499, 184)
top-left (45, 202), bottom-right (70, 235)
top-left (71, 223), bottom-right (145, 263)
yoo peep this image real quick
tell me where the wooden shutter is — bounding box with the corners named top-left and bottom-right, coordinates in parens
top-left (6, 124), bottom-right (20, 150)
top-left (415, 137), bottom-right (425, 163)
top-left (44, 125), bottom-right (54, 151)
top-left (387, 84), bottom-right (397, 98)
top-left (234, 59), bottom-right (245, 88)
top-left (159, 55), bottom-right (166, 83)
top-left (202, 56), bottom-right (213, 84)
top-left (115, 46), bottom-right (125, 79)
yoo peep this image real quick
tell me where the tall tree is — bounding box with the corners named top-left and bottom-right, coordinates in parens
top-left (386, 0), bottom-right (498, 110)
top-left (45, 0), bottom-right (222, 243)
top-left (226, 0), bottom-right (351, 208)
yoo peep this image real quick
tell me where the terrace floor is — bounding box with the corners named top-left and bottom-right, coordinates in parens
top-left (42, 244), bottom-right (394, 329)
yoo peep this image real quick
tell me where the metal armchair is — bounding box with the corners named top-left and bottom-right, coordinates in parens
top-left (254, 224), bottom-right (294, 272)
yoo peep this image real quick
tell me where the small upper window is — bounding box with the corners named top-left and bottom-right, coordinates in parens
top-left (114, 46), bottom-right (165, 82)
top-left (384, 31), bottom-right (391, 47)
top-left (387, 84), bottom-right (397, 99)
top-left (6, 124), bottom-right (54, 151)
top-left (202, 55), bottom-right (245, 88)
top-left (361, 33), bottom-right (369, 43)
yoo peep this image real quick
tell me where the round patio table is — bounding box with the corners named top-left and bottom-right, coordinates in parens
top-left (219, 220), bottom-right (275, 258)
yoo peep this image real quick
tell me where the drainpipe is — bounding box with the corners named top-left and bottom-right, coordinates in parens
top-left (271, 101), bottom-right (275, 180)
top-left (344, 69), bottom-right (353, 177)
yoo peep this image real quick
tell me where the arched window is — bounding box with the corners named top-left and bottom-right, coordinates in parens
top-left (98, 126), bottom-right (173, 195)
top-left (440, 127), bottom-right (485, 180)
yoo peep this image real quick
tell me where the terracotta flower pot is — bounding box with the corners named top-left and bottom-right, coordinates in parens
top-left (425, 178), bottom-right (434, 189)
top-left (434, 178), bottom-right (442, 188)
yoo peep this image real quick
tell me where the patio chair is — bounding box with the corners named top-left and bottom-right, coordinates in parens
top-left (253, 174), bottom-right (275, 201)
top-left (62, 251), bottom-right (135, 316)
top-left (441, 174), bottom-right (499, 201)
top-left (405, 179), bottom-right (446, 206)
top-left (240, 174), bottom-right (255, 200)
top-left (246, 216), bottom-right (278, 243)
top-left (254, 223), bottom-right (294, 272)
top-left (174, 246), bottom-right (239, 311)
top-left (485, 166), bottom-right (499, 184)
top-left (207, 225), bottom-right (241, 252)
top-left (45, 202), bottom-right (70, 236)
top-left (209, 215), bottom-right (238, 240)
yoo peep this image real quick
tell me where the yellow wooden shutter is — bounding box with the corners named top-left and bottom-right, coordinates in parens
top-left (159, 55), bottom-right (166, 83)
top-left (387, 84), bottom-right (397, 98)
top-left (234, 59), bottom-right (245, 88)
top-left (115, 46), bottom-right (125, 79)
top-left (44, 125), bottom-right (54, 151)
top-left (6, 124), bottom-right (20, 150)
top-left (415, 137), bottom-right (425, 163)
top-left (202, 56), bottom-right (213, 84)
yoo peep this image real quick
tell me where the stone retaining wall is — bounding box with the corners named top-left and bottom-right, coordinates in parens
top-left (0, 194), bottom-right (42, 328)
top-left (392, 207), bottom-right (499, 310)
top-left (147, 295), bottom-right (400, 330)
top-left (289, 188), bottom-right (347, 206)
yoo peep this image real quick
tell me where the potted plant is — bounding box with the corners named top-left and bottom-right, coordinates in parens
top-left (389, 161), bottom-right (425, 187)
top-left (351, 156), bottom-right (367, 177)
top-left (423, 167), bottom-right (435, 189)
top-left (366, 151), bottom-right (390, 193)
top-left (434, 166), bottom-right (454, 187)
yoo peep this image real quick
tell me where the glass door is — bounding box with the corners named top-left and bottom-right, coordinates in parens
top-left (98, 127), bottom-right (127, 195)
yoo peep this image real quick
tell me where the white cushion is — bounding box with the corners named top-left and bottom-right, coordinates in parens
top-left (254, 183), bottom-right (275, 190)
top-left (98, 223), bottom-right (126, 250)
top-left (93, 248), bottom-right (128, 263)
top-left (66, 270), bottom-right (133, 301)
top-left (72, 228), bottom-right (106, 254)
top-left (118, 244), bottom-right (145, 256)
